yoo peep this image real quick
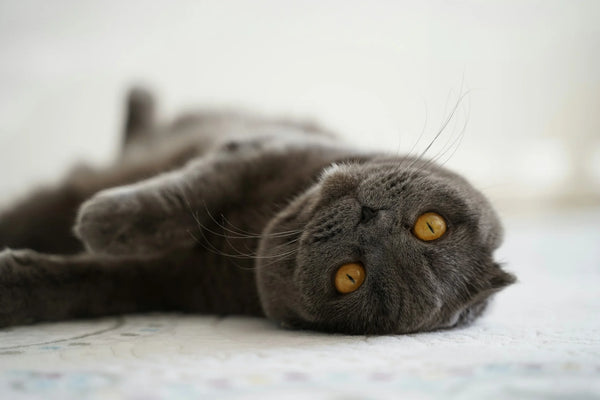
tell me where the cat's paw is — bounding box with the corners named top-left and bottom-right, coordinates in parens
top-left (75, 185), bottom-right (195, 256)
top-left (74, 191), bottom-right (142, 255)
top-left (0, 248), bottom-right (37, 270)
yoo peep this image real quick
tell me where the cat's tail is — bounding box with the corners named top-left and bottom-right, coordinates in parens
top-left (123, 86), bottom-right (156, 147)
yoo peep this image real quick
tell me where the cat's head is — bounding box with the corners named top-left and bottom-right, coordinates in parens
top-left (256, 156), bottom-right (515, 334)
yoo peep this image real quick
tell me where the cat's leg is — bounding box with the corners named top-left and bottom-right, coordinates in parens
top-left (122, 87), bottom-right (156, 148)
top-left (0, 248), bottom-right (166, 327)
top-left (0, 247), bottom-right (261, 328)
top-left (74, 151), bottom-right (248, 256)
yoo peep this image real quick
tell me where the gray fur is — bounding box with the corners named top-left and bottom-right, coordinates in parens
top-left (0, 89), bottom-right (515, 334)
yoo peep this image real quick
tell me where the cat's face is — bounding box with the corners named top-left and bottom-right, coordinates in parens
top-left (256, 157), bottom-right (515, 334)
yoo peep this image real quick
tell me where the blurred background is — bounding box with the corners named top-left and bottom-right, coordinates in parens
top-left (0, 0), bottom-right (599, 217)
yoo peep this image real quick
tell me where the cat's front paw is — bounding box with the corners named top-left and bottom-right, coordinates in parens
top-left (74, 192), bottom-right (142, 256)
top-left (0, 248), bottom-right (37, 269)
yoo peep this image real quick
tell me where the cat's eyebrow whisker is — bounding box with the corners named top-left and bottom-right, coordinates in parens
top-left (419, 95), bottom-right (469, 172)
top-left (398, 100), bottom-right (429, 168)
top-left (439, 95), bottom-right (470, 167)
top-left (416, 91), bottom-right (469, 161)
top-left (426, 78), bottom-right (469, 168)
top-left (404, 89), bottom-right (470, 173)
top-left (426, 89), bottom-right (469, 167)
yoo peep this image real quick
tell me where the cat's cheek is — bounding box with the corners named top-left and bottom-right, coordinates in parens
top-left (256, 256), bottom-right (311, 325)
top-left (445, 299), bottom-right (490, 329)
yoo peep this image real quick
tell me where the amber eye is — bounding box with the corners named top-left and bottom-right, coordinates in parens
top-left (413, 212), bottom-right (447, 241)
top-left (334, 263), bottom-right (366, 294)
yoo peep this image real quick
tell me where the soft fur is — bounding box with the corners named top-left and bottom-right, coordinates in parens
top-left (0, 89), bottom-right (515, 334)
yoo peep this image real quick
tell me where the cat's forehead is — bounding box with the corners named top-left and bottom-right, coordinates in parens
top-left (317, 158), bottom-right (477, 221)
top-left (324, 157), bottom-right (451, 180)
top-left (321, 159), bottom-right (465, 197)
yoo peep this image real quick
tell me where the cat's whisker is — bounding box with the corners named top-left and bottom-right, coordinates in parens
top-left (181, 193), bottom-right (273, 243)
top-left (222, 234), bottom-right (299, 261)
top-left (209, 210), bottom-right (266, 236)
top-left (258, 247), bottom-right (299, 267)
top-left (262, 237), bottom-right (301, 256)
top-left (189, 209), bottom-right (300, 262)
top-left (231, 236), bottom-right (300, 260)
top-left (202, 202), bottom-right (302, 239)
top-left (185, 196), bottom-right (302, 267)
top-left (220, 212), bottom-right (303, 239)
top-left (186, 227), bottom-right (250, 267)
top-left (190, 209), bottom-right (261, 260)
top-left (189, 203), bottom-right (300, 241)
top-left (187, 227), bottom-right (257, 270)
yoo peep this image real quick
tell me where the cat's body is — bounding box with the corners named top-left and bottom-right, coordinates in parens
top-left (0, 89), bottom-right (515, 334)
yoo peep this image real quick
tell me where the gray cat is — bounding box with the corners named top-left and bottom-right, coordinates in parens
top-left (0, 89), bottom-right (515, 334)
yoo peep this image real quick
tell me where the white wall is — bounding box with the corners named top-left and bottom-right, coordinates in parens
top-left (1, 0), bottom-right (599, 214)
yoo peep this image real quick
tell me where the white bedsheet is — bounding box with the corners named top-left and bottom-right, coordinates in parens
top-left (1, 209), bottom-right (599, 399)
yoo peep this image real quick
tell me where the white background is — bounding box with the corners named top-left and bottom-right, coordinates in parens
top-left (1, 0), bottom-right (599, 215)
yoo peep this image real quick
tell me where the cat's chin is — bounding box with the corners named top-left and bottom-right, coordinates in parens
top-left (274, 296), bottom-right (494, 335)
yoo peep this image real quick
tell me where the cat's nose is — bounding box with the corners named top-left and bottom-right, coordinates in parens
top-left (360, 206), bottom-right (378, 224)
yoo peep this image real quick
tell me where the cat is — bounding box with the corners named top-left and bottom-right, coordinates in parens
top-left (0, 88), bottom-right (515, 334)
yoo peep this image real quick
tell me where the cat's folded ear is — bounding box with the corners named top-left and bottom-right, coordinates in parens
top-left (442, 262), bottom-right (515, 329)
top-left (451, 263), bottom-right (516, 327)
top-left (476, 262), bottom-right (516, 299)
top-left (488, 263), bottom-right (517, 290)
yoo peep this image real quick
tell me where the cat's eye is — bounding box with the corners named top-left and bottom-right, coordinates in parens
top-left (334, 263), bottom-right (366, 294)
top-left (413, 212), bottom-right (447, 241)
